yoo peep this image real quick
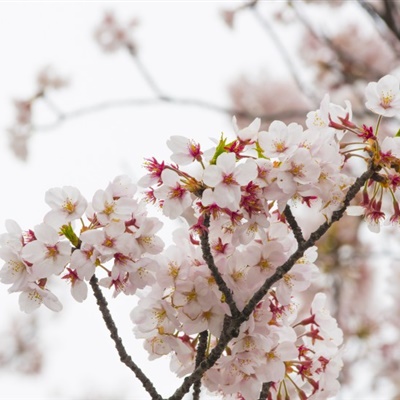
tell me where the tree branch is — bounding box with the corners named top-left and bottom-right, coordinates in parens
top-left (169, 163), bottom-right (376, 400)
top-left (241, 163), bottom-right (376, 322)
top-left (258, 381), bottom-right (272, 400)
top-left (192, 330), bottom-right (209, 400)
top-left (168, 315), bottom-right (237, 400)
top-left (31, 95), bottom-right (312, 132)
top-left (283, 204), bottom-right (305, 246)
top-left (89, 275), bottom-right (162, 400)
top-left (249, 5), bottom-right (319, 106)
top-left (199, 213), bottom-right (240, 319)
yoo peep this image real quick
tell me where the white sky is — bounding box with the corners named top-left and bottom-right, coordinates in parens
top-left (0, 2), bottom-right (287, 399)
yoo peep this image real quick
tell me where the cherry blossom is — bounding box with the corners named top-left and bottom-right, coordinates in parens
top-left (3, 75), bottom-right (400, 399)
top-left (21, 223), bottom-right (70, 280)
top-left (167, 135), bottom-right (203, 165)
top-left (365, 74), bottom-right (400, 117)
top-left (154, 169), bottom-right (193, 219)
top-left (44, 186), bottom-right (87, 229)
top-left (202, 152), bottom-right (257, 210)
top-left (19, 282), bottom-right (63, 313)
top-left (232, 116), bottom-right (261, 142)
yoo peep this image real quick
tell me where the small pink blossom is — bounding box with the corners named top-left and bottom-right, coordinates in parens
top-left (44, 186), bottom-right (87, 229)
top-left (365, 74), bottom-right (400, 117)
top-left (232, 116), bottom-right (261, 142)
top-left (21, 223), bottom-right (71, 280)
top-left (202, 152), bottom-right (257, 210)
top-left (19, 282), bottom-right (63, 313)
top-left (167, 136), bottom-right (203, 165)
top-left (154, 169), bottom-right (192, 219)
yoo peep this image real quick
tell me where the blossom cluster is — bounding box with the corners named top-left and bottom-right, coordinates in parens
top-left (2, 74), bottom-right (400, 399)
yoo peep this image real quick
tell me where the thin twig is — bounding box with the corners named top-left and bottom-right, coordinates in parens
top-left (31, 95), bottom-right (312, 132)
top-left (89, 275), bottom-right (162, 400)
top-left (250, 5), bottom-right (319, 106)
top-left (289, 0), bottom-right (386, 80)
top-left (199, 213), bottom-right (240, 319)
top-left (127, 44), bottom-right (166, 98)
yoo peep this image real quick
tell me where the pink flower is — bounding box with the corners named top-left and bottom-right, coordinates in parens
top-left (202, 152), bottom-right (257, 210)
top-left (21, 223), bottom-right (71, 280)
top-left (365, 74), bottom-right (400, 117)
top-left (154, 169), bottom-right (192, 219)
top-left (167, 136), bottom-right (203, 165)
top-left (62, 268), bottom-right (88, 302)
top-left (232, 116), bottom-right (261, 142)
top-left (19, 282), bottom-right (63, 313)
top-left (258, 120), bottom-right (301, 159)
top-left (0, 246), bottom-right (31, 292)
top-left (44, 186), bottom-right (87, 229)
top-left (91, 187), bottom-right (137, 225)
top-left (310, 293), bottom-right (343, 347)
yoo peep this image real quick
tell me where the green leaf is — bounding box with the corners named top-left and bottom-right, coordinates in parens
top-left (209, 133), bottom-right (227, 165)
top-left (395, 128), bottom-right (400, 137)
top-left (60, 224), bottom-right (80, 248)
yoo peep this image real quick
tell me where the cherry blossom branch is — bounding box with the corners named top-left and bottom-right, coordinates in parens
top-left (199, 213), bottom-right (240, 319)
top-left (283, 204), bottom-right (305, 245)
top-left (192, 330), bottom-right (209, 400)
top-left (241, 163), bottom-right (377, 321)
top-left (169, 163), bottom-right (377, 400)
top-left (258, 382), bottom-right (272, 400)
top-left (168, 315), bottom-right (237, 400)
top-left (89, 275), bottom-right (162, 400)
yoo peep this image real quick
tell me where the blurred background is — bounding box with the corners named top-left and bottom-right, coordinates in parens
top-left (1, 1), bottom-right (400, 399)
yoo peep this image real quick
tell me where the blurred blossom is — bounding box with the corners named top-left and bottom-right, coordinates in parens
top-left (94, 12), bottom-right (139, 53)
top-left (37, 66), bottom-right (68, 91)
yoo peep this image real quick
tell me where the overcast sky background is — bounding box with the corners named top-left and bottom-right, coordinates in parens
top-left (0, 2), bottom-right (290, 399)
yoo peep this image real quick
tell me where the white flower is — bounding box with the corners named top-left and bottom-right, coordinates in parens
top-left (311, 293), bottom-right (343, 347)
top-left (154, 169), bottom-right (192, 219)
top-left (258, 120), bottom-right (301, 160)
top-left (106, 175), bottom-right (136, 198)
top-left (0, 247), bottom-right (31, 292)
top-left (21, 223), bottom-right (71, 280)
top-left (381, 136), bottom-right (400, 159)
top-left (167, 136), bottom-right (202, 165)
top-left (202, 152), bottom-right (257, 210)
top-left (19, 282), bottom-right (63, 313)
top-left (365, 74), bottom-right (400, 117)
top-left (232, 116), bottom-right (260, 142)
top-left (44, 186), bottom-right (87, 229)
top-left (92, 187), bottom-right (137, 225)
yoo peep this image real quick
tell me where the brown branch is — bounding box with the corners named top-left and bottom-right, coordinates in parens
top-left (258, 382), bottom-right (272, 400)
top-left (199, 213), bottom-right (240, 319)
top-left (241, 162), bottom-right (376, 322)
top-left (283, 204), bottom-right (305, 246)
top-left (89, 275), bottom-right (162, 400)
top-left (168, 163), bottom-right (376, 400)
top-left (192, 330), bottom-right (209, 400)
top-left (168, 315), bottom-right (238, 400)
